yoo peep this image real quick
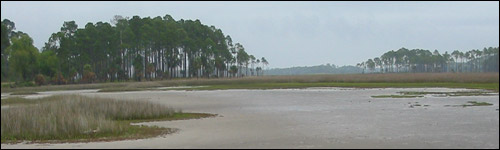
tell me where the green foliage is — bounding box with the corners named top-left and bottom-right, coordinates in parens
top-left (38, 50), bottom-right (59, 78)
top-left (229, 65), bottom-right (238, 77)
top-left (51, 71), bottom-right (67, 85)
top-left (445, 101), bottom-right (494, 107)
top-left (366, 59), bottom-right (375, 72)
top-left (464, 101), bottom-right (493, 106)
top-left (1, 23), bottom-right (10, 81)
top-left (146, 63), bottom-right (155, 81)
top-left (483, 51), bottom-right (499, 72)
top-left (6, 33), bottom-right (39, 82)
top-left (83, 64), bottom-right (92, 73)
top-left (361, 47), bottom-right (499, 73)
top-left (2, 16), bottom-right (266, 85)
top-left (133, 55), bottom-right (144, 81)
top-left (12, 81), bottom-right (35, 88)
top-left (82, 64), bottom-right (96, 83)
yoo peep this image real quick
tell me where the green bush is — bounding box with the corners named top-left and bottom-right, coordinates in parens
top-left (12, 81), bottom-right (35, 88)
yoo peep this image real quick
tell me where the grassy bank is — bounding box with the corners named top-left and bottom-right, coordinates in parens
top-left (371, 90), bottom-right (498, 99)
top-left (97, 87), bottom-right (143, 93)
top-left (1, 95), bottom-right (216, 144)
top-left (9, 91), bottom-right (38, 95)
top-left (445, 101), bottom-right (494, 107)
top-left (371, 95), bottom-right (424, 98)
top-left (1, 97), bottom-right (60, 106)
top-left (2, 73), bottom-right (499, 93)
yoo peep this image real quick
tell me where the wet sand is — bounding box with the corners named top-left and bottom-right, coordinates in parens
top-left (1, 88), bottom-right (499, 148)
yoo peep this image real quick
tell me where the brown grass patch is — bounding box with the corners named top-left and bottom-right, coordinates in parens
top-left (2, 73), bottom-right (498, 93)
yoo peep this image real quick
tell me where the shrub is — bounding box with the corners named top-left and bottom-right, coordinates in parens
top-left (51, 72), bottom-right (67, 85)
top-left (34, 74), bottom-right (46, 86)
top-left (82, 72), bottom-right (96, 83)
top-left (13, 81), bottom-right (35, 87)
top-left (82, 64), bottom-right (96, 83)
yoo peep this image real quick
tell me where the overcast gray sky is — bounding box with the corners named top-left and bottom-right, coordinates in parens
top-left (1, 1), bottom-right (499, 68)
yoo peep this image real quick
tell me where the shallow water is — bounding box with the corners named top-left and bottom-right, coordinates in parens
top-left (2, 87), bottom-right (499, 148)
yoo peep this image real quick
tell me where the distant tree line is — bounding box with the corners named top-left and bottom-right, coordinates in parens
top-left (265, 64), bottom-right (362, 75)
top-left (357, 47), bottom-right (499, 74)
top-left (1, 15), bottom-right (269, 86)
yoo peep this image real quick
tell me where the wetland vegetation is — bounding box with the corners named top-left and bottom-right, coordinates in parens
top-left (445, 101), bottom-right (494, 108)
top-left (372, 89), bottom-right (498, 98)
top-left (3, 73), bottom-right (499, 94)
top-left (0, 95), bottom-right (216, 144)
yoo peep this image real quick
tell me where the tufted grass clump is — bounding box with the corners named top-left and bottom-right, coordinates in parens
top-left (1, 95), bottom-right (176, 143)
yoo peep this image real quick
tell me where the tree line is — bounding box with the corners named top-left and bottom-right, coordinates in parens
top-left (1, 15), bottom-right (269, 86)
top-left (357, 47), bottom-right (499, 74)
top-left (265, 64), bottom-right (363, 75)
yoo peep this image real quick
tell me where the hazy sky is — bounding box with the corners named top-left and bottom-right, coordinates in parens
top-left (1, 1), bottom-right (499, 68)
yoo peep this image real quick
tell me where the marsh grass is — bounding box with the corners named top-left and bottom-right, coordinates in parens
top-left (444, 101), bottom-right (494, 108)
top-left (97, 87), bottom-right (143, 93)
top-left (9, 91), bottom-right (38, 95)
top-left (1, 97), bottom-right (37, 106)
top-left (124, 113), bottom-right (218, 124)
top-left (0, 95), bottom-right (190, 143)
top-left (372, 90), bottom-right (497, 99)
top-left (2, 73), bottom-right (498, 93)
top-left (165, 82), bottom-right (499, 92)
top-left (398, 91), bottom-right (496, 97)
top-left (371, 95), bottom-right (424, 98)
top-left (464, 101), bottom-right (494, 107)
top-left (1, 96), bottom-right (65, 106)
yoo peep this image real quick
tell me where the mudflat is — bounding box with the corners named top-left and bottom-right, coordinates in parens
top-left (1, 87), bottom-right (499, 149)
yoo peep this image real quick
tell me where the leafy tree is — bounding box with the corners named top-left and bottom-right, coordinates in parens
top-left (6, 33), bottom-right (39, 82)
top-left (229, 65), bottom-right (238, 77)
top-left (261, 57), bottom-right (268, 75)
top-left (38, 50), bottom-right (59, 78)
top-left (235, 43), bottom-right (248, 77)
top-left (1, 23), bottom-right (10, 81)
top-left (366, 59), bottom-right (375, 73)
top-left (81, 64), bottom-right (96, 83)
top-left (362, 47), bottom-right (498, 74)
top-left (2, 15), bottom-right (268, 86)
top-left (133, 55), bottom-right (144, 81)
top-left (249, 55), bottom-right (256, 76)
top-left (373, 57), bottom-right (382, 73)
top-left (2, 19), bottom-right (15, 38)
